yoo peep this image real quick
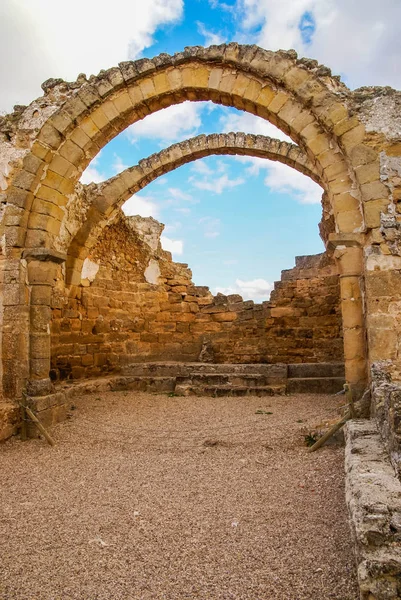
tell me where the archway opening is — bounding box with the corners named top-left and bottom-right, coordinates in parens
top-left (50, 130), bottom-right (343, 386)
top-left (1, 45), bottom-right (369, 404)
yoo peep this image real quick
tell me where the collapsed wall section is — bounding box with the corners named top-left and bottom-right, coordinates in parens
top-left (50, 212), bottom-right (342, 379)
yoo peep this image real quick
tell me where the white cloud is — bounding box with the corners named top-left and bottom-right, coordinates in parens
top-left (215, 278), bottom-right (273, 301)
top-left (220, 110), bottom-right (291, 142)
top-left (223, 259), bottom-right (238, 265)
top-left (80, 166), bottom-right (105, 185)
top-left (190, 161), bottom-right (214, 176)
top-left (196, 21), bottom-right (226, 46)
top-left (236, 0), bottom-right (401, 89)
top-left (168, 187), bottom-right (194, 202)
top-left (164, 221), bottom-right (182, 234)
top-left (0, 0), bottom-right (183, 112)
top-left (190, 160), bottom-right (245, 194)
top-left (192, 172), bottom-right (245, 194)
top-left (174, 207), bottom-right (191, 215)
top-left (155, 177), bottom-right (169, 186)
top-left (122, 194), bottom-right (160, 218)
top-left (127, 102), bottom-right (203, 144)
top-left (199, 217), bottom-right (221, 238)
top-left (161, 236), bottom-right (183, 255)
top-left (238, 0), bottom-right (311, 50)
top-left (112, 154), bottom-right (129, 175)
top-left (237, 155), bottom-right (322, 204)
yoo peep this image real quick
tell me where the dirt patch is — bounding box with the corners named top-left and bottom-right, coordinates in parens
top-left (0, 392), bottom-right (359, 600)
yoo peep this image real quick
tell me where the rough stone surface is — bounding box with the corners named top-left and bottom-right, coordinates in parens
top-left (344, 420), bottom-right (401, 599)
top-left (50, 212), bottom-right (343, 381)
top-left (371, 362), bottom-right (401, 478)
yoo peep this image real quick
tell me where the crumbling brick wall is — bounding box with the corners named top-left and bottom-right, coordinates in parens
top-left (50, 212), bottom-right (343, 379)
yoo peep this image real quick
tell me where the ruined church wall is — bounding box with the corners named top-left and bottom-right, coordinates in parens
top-left (50, 214), bottom-right (342, 379)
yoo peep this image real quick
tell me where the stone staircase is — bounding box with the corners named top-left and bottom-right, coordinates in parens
top-left (287, 363), bottom-right (346, 394)
top-left (111, 362), bottom-right (345, 396)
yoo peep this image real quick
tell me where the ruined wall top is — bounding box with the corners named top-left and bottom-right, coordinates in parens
top-left (0, 44), bottom-right (376, 146)
top-left (352, 87), bottom-right (401, 140)
top-left (2, 44), bottom-right (400, 144)
top-left (0, 43), bottom-right (398, 195)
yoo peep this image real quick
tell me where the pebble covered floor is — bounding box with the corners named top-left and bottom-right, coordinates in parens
top-left (0, 392), bottom-right (359, 600)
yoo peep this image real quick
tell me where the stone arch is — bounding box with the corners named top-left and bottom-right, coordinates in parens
top-left (1, 44), bottom-right (379, 399)
top-left (61, 132), bottom-right (323, 283)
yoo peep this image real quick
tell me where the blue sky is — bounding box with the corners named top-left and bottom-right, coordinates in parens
top-left (2, 0), bottom-right (401, 299)
top-left (82, 101), bottom-right (323, 299)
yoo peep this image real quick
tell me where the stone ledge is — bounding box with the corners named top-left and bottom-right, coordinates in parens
top-left (344, 420), bottom-right (401, 600)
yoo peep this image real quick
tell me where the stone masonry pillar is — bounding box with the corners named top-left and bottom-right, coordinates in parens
top-left (24, 249), bottom-right (66, 397)
top-left (329, 234), bottom-right (368, 399)
top-left (1, 257), bottom-right (30, 400)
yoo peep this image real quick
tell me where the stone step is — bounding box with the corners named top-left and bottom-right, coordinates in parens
top-left (109, 376), bottom-right (176, 393)
top-left (176, 373), bottom-right (280, 387)
top-left (175, 384), bottom-right (286, 397)
top-left (286, 377), bottom-right (345, 395)
top-left (122, 362), bottom-right (287, 380)
top-left (287, 363), bottom-right (345, 378)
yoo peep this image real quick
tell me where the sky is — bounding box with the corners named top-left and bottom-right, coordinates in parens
top-left (2, 0), bottom-right (401, 300)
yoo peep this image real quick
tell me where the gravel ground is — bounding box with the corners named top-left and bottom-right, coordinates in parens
top-left (0, 391), bottom-right (359, 600)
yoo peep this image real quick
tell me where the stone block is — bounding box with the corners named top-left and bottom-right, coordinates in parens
top-left (212, 312), bottom-right (237, 322)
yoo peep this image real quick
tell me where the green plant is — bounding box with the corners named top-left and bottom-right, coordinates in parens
top-left (304, 431), bottom-right (321, 447)
top-left (255, 409), bottom-right (273, 415)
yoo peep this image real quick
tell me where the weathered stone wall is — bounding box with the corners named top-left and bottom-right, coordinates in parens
top-left (50, 212), bottom-right (342, 379)
top-left (1, 43), bottom-right (385, 403)
top-left (344, 420), bottom-right (401, 599)
top-left (370, 361), bottom-right (401, 478)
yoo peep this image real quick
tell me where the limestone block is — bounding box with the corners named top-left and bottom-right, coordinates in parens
top-left (290, 110), bottom-right (314, 135)
top-left (333, 192), bottom-right (360, 213)
top-left (231, 72), bottom-right (253, 98)
top-left (341, 299), bottom-right (364, 329)
top-left (333, 116), bottom-right (360, 138)
top-left (368, 328), bottom-right (398, 361)
top-left (38, 123), bottom-right (63, 150)
top-left (112, 90), bottom-right (133, 115)
top-left (30, 333), bottom-right (51, 359)
top-left (59, 140), bottom-right (85, 165)
top-left (325, 160), bottom-right (349, 182)
top-left (282, 66), bottom-right (310, 90)
top-left (317, 148), bottom-right (344, 169)
top-left (344, 420), bottom-right (401, 600)
top-left (355, 160), bottom-right (381, 185)
top-left (63, 96), bottom-right (87, 122)
top-left (341, 124), bottom-right (366, 152)
top-left (342, 326), bottom-right (366, 361)
top-left (47, 155), bottom-right (75, 178)
top-left (361, 181), bottom-right (389, 202)
top-left (212, 312), bottom-right (238, 322)
top-left (336, 209), bottom-right (364, 233)
top-left (139, 78), bottom-right (156, 101)
top-left (307, 133), bottom-right (330, 156)
top-left (268, 91), bottom-right (290, 114)
top-left (241, 79), bottom-right (263, 103)
top-left (79, 116), bottom-right (101, 139)
top-left (364, 199), bottom-right (390, 228)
